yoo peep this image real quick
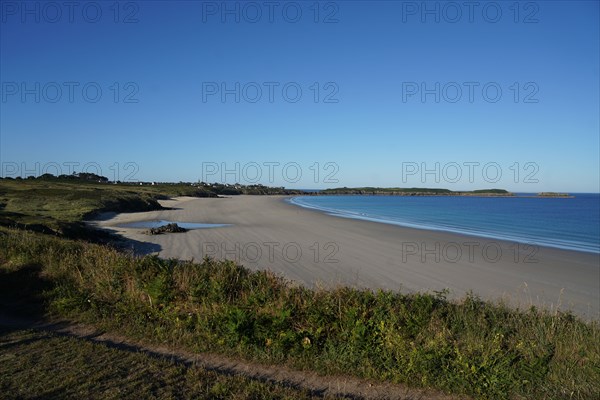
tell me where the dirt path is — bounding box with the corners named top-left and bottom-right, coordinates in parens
top-left (0, 313), bottom-right (466, 400)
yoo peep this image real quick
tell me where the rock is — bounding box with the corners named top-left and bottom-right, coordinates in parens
top-left (144, 223), bottom-right (187, 235)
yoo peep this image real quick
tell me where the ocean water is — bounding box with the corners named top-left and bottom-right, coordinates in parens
top-left (289, 194), bottom-right (600, 254)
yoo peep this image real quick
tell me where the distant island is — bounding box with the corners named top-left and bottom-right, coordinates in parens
top-left (315, 188), bottom-right (576, 198)
top-left (318, 187), bottom-right (515, 196)
top-left (537, 192), bottom-right (575, 198)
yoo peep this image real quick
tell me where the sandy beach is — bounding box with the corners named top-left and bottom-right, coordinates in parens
top-left (91, 195), bottom-right (600, 320)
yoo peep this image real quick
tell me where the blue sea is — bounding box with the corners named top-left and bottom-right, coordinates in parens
top-left (289, 194), bottom-right (600, 254)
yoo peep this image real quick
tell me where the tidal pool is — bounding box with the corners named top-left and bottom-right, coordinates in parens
top-left (118, 220), bottom-right (230, 230)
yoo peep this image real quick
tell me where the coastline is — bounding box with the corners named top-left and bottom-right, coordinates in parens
top-left (288, 196), bottom-right (599, 254)
top-left (90, 195), bottom-right (600, 320)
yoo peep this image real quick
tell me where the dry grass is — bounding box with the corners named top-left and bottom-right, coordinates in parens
top-left (0, 327), bottom-right (323, 399)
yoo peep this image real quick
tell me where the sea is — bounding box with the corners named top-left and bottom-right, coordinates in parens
top-left (289, 194), bottom-right (600, 254)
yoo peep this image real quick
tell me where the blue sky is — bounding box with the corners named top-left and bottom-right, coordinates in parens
top-left (1, 0), bottom-right (598, 191)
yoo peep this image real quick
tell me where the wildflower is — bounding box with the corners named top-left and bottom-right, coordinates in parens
top-left (302, 336), bottom-right (311, 349)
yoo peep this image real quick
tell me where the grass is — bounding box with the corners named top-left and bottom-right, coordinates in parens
top-left (0, 327), bottom-right (323, 399)
top-left (0, 179), bottom-right (304, 239)
top-left (1, 227), bottom-right (598, 399)
top-left (0, 179), bottom-right (215, 235)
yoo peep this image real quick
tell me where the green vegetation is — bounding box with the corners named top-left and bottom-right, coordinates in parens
top-left (0, 178), bottom-right (210, 236)
top-left (323, 187), bottom-right (450, 194)
top-left (198, 182), bottom-right (305, 196)
top-left (1, 227), bottom-right (598, 399)
top-left (0, 328), bottom-right (322, 399)
top-left (0, 177), bottom-right (300, 238)
top-left (470, 189), bottom-right (510, 194)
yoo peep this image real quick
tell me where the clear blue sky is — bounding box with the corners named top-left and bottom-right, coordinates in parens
top-left (1, 1), bottom-right (598, 192)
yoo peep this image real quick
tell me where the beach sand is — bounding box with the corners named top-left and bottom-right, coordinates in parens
top-left (91, 195), bottom-right (600, 319)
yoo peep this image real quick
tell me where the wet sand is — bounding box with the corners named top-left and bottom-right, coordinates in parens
top-left (91, 196), bottom-right (600, 320)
